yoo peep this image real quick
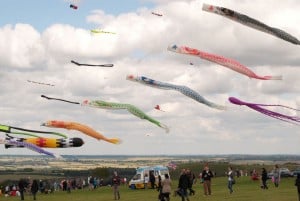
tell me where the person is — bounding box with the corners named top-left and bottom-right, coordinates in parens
top-left (178, 169), bottom-right (190, 201)
top-left (227, 166), bottom-right (235, 194)
top-left (201, 165), bottom-right (214, 196)
top-left (186, 169), bottom-right (195, 196)
top-left (295, 173), bottom-right (300, 201)
top-left (144, 173), bottom-right (149, 189)
top-left (261, 168), bottom-right (268, 189)
top-left (150, 172), bottom-right (156, 189)
top-left (112, 171), bottom-right (121, 200)
top-left (31, 179), bottom-right (39, 200)
top-left (273, 165), bottom-right (280, 187)
top-left (18, 178), bottom-right (27, 201)
top-left (160, 174), bottom-right (171, 201)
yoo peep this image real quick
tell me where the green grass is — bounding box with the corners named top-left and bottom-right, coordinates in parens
top-left (2, 177), bottom-right (298, 201)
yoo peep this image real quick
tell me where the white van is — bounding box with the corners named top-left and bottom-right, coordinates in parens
top-left (129, 165), bottom-right (170, 189)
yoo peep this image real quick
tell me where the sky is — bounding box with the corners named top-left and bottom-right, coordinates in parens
top-left (0, 0), bottom-right (299, 156)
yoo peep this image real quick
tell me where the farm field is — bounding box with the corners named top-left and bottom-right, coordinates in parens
top-left (2, 176), bottom-right (298, 201)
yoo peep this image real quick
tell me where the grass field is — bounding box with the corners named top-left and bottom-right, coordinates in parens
top-left (2, 176), bottom-right (298, 201)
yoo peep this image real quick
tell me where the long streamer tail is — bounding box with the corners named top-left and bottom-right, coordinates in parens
top-left (105, 138), bottom-right (122, 145)
top-left (260, 75), bottom-right (282, 80)
top-left (159, 123), bottom-right (170, 133)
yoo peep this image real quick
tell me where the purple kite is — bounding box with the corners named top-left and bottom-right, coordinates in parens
top-left (229, 97), bottom-right (300, 125)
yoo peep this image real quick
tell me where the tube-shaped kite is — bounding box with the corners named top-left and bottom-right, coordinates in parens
top-left (90, 29), bottom-right (116, 34)
top-left (126, 74), bottom-right (226, 111)
top-left (168, 44), bottom-right (282, 80)
top-left (41, 120), bottom-right (121, 144)
top-left (229, 97), bottom-right (300, 124)
top-left (82, 100), bottom-right (169, 133)
top-left (4, 136), bottom-right (84, 148)
top-left (0, 138), bottom-right (61, 158)
top-left (202, 3), bottom-right (300, 45)
top-left (71, 60), bottom-right (113, 67)
top-left (0, 124), bottom-right (67, 138)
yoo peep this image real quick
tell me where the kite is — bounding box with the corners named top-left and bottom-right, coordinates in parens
top-left (126, 74), bottom-right (226, 110)
top-left (82, 100), bottom-right (169, 133)
top-left (167, 44), bottom-right (282, 80)
top-left (228, 97), bottom-right (300, 125)
top-left (71, 60), bottom-right (113, 67)
top-left (154, 105), bottom-right (165, 112)
top-left (0, 124), bottom-right (67, 138)
top-left (5, 135), bottom-right (84, 148)
top-left (41, 95), bottom-right (80, 105)
top-left (202, 3), bottom-right (300, 45)
top-left (151, 12), bottom-right (163, 17)
top-left (41, 120), bottom-right (121, 144)
top-left (27, 80), bottom-right (55, 87)
top-left (0, 138), bottom-right (61, 158)
top-left (70, 4), bottom-right (78, 9)
top-left (90, 29), bottom-right (116, 34)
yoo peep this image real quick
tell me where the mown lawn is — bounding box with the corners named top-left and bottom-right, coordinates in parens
top-left (2, 176), bottom-right (298, 201)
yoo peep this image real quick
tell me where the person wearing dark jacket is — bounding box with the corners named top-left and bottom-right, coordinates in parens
top-left (201, 165), bottom-right (213, 196)
top-left (178, 169), bottom-right (190, 201)
top-left (150, 172), bottom-right (156, 189)
top-left (31, 180), bottom-right (39, 200)
top-left (295, 173), bottom-right (300, 201)
top-left (18, 178), bottom-right (27, 201)
top-left (261, 168), bottom-right (268, 189)
top-left (112, 171), bottom-right (121, 200)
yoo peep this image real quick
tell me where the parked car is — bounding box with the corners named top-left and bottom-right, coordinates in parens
top-left (279, 168), bottom-right (293, 177)
top-left (292, 167), bottom-right (300, 177)
top-left (268, 168), bottom-right (293, 179)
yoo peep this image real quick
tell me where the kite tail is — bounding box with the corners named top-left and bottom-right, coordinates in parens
top-left (261, 75), bottom-right (282, 80)
top-left (159, 123), bottom-right (170, 133)
top-left (106, 138), bottom-right (122, 145)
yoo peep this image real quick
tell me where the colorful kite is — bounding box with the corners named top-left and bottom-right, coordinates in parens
top-left (82, 100), bottom-right (169, 133)
top-left (228, 97), bottom-right (300, 124)
top-left (41, 95), bottom-right (80, 105)
top-left (154, 105), bottom-right (165, 112)
top-left (41, 120), bottom-right (121, 144)
top-left (126, 75), bottom-right (226, 110)
top-left (5, 135), bottom-right (84, 148)
top-left (0, 124), bottom-right (67, 138)
top-left (151, 12), bottom-right (163, 16)
top-left (71, 60), bottom-right (113, 67)
top-left (70, 4), bottom-right (78, 9)
top-left (90, 29), bottom-right (116, 34)
top-left (0, 137), bottom-right (61, 158)
top-left (202, 3), bottom-right (300, 45)
top-left (167, 44), bottom-right (282, 80)
top-left (27, 80), bottom-right (54, 87)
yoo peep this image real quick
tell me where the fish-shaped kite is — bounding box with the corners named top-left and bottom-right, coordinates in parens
top-left (82, 100), bottom-right (169, 133)
top-left (0, 124), bottom-right (67, 138)
top-left (126, 74), bottom-right (226, 110)
top-left (0, 137), bottom-right (61, 158)
top-left (202, 3), bottom-right (300, 45)
top-left (4, 135), bottom-right (84, 148)
top-left (71, 60), bottom-right (114, 67)
top-left (229, 97), bottom-right (300, 125)
top-left (41, 120), bottom-right (121, 144)
top-left (168, 44), bottom-right (282, 80)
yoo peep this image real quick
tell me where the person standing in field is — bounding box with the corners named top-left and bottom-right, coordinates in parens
top-left (31, 179), bottom-right (39, 200)
top-left (261, 168), bottom-right (268, 189)
top-left (273, 165), bottom-right (280, 188)
top-left (18, 178), bottom-right (27, 201)
top-left (112, 171), bottom-right (121, 200)
top-left (160, 174), bottom-right (171, 201)
top-left (295, 173), bottom-right (300, 201)
top-left (178, 169), bottom-right (190, 201)
top-left (201, 165), bottom-right (214, 196)
top-left (227, 166), bottom-right (235, 194)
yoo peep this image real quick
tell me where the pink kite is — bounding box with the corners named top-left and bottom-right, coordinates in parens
top-left (154, 105), bottom-right (165, 112)
top-left (168, 44), bottom-right (282, 80)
